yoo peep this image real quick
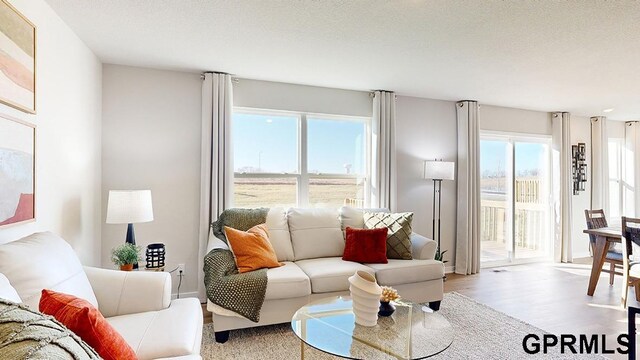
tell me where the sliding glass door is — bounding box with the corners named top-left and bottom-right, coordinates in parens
top-left (480, 133), bottom-right (552, 265)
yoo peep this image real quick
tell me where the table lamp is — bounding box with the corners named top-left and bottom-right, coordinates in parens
top-left (106, 190), bottom-right (154, 269)
top-left (424, 160), bottom-right (455, 263)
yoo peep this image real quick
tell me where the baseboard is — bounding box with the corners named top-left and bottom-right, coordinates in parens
top-left (571, 252), bottom-right (591, 260)
top-left (171, 291), bottom-right (199, 300)
top-left (445, 265), bottom-right (455, 274)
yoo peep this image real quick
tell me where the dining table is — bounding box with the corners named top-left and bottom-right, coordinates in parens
top-left (582, 226), bottom-right (622, 296)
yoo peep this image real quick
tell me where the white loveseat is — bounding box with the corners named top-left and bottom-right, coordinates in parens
top-left (206, 207), bottom-right (444, 342)
top-left (0, 232), bottom-right (203, 360)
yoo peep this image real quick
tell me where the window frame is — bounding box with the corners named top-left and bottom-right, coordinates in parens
top-left (232, 107), bottom-right (371, 208)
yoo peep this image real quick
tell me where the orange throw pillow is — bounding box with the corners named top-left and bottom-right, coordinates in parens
top-left (224, 224), bottom-right (282, 273)
top-left (39, 289), bottom-right (137, 360)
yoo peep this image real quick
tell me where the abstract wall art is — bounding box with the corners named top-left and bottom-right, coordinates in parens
top-left (0, 113), bottom-right (35, 227)
top-left (0, 0), bottom-right (36, 113)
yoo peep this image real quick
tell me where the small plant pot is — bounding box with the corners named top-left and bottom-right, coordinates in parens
top-left (120, 264), bottom-right (134, 271)
top-left (378, 301), bottom-right (396, 317)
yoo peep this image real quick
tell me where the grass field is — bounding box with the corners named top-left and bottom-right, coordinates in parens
top-left (233, 178), bottom-right (364, 208)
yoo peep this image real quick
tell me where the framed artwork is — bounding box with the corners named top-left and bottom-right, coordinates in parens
top-left (0, 0), bottom-right (36, 113)
top-left (0, 113), bottom-right (35, 227)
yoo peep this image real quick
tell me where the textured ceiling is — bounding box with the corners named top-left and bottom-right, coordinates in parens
top-left (45, 0), bottom-right (640, 120)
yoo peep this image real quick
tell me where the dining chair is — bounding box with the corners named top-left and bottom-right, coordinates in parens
top-left (621, 216), bottom-right (640, 308)
top-left (585, 209), bottom-right (623, 285)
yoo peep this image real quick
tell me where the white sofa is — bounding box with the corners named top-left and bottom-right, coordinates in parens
top-left (206, 207), bottom-right (444, 342)
top-left (0, 232), bottom-right (203, 360)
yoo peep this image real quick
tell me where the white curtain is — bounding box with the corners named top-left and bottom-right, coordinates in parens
top-left (551, 112), bottom-right (572, 263)
top-left (370, 91), bottom-right (397, 211)
top-left (591, 116), bottom-right (609, 214)
top-left (197, 72), bottom-right (233, 300)
top-left (455, 101), bottom-right (480, 275)
top-left (625, 121), bottom-right (640, 216)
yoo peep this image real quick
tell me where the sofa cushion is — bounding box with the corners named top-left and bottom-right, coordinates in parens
top-left (288, 208), bottom-right (344, 260)
top-left (265, 262), bottom-right (311, 300)
top-left (266, 207), bottom-right (295, 261)
top-left (0, 232), bottom-right (98, 310)
top-left (107, 297), bottom-right (203, 360)
top-left (342, 227), bottom-right (388, 264)
top-left (339, 206), bottom-right (389, 229)
top-left (364, 212), bottom-right (413, 260)
top-left (296, 257), bottom-right (374, 293)
top-left (365, 259), bottom-right (444, 286)
top-left (0, 273), bottom-right (21, 303)
top-left (39, 289), bottom-right (137, 360)
top-left (224, 224), bottom-right (282, 273)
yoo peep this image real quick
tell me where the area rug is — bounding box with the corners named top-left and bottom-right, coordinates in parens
top-left (200, 292), bottom-right (604, 359)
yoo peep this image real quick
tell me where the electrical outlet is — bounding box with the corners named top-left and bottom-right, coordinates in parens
top-left (177, 263), bottom-right (185, 274)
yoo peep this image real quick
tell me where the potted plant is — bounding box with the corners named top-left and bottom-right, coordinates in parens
top-left (111, 243), bottom-right (141, 271)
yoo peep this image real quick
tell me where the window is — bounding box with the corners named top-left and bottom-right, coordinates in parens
top-left (479, 132), bottom-right (552, 265)
top-left (232, 109), bottom-right (370, 208)
top-left (609, 139), bottom-right (624, 223)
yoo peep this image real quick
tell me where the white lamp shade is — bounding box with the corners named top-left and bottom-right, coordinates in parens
top-left (106, 190), bottom-right (154, 224)
top-left (424, 161), bottom-right (455, 181)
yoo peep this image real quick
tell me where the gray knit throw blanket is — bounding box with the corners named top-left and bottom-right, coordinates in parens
top-left (204, 208), bottom-right (269, 323)
top-left (0, 298), bottom-right (100, 359)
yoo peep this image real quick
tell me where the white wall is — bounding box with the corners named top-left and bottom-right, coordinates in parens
top-left (0, 0), bottom-right (102, 266)
top-left (102, 64), bottom-right (202, 296)
top-left (395, 96), bottom-right (458, 271)
top-left (234, 78), bottom-right (372, 117)
top-left (609, 120), bottom-right (626, 139)
top-left (481, 104), bottom-right (552, 135)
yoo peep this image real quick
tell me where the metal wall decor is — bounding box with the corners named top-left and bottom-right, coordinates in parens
top-left (572, 142), bottom-right (587, 195)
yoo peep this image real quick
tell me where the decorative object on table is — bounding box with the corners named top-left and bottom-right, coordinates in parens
top-left (145, 243), bottom-right (166, 271)
top-left (348, 270), bottom-right (382, 327)
top-left (0, 114), bottom-right (35, 227)
top-left (424, 160), bottom-right (455, 263)
top-left (106, 190), bottom-right (153, 269)
top-left (571, 142), bottom-right (587, 195)
top-left (111, 243), bottom-right (141, 271)
top-left (378, 286), bottom-right (400, 317)
top-left (363, 211), bottom-right (414, 260)
top-left (0, 0), bottom-right (36, 114)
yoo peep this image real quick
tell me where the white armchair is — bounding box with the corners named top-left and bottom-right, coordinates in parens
top-left (0, 232), bottom-right (203, 360)
top-left (84, 267), bottom-right (171, 317)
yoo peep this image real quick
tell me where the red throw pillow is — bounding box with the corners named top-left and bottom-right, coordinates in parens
top-left (342, 227), bottom-right (389, 264)
top-left (39, 289), bottom-right (137, 360)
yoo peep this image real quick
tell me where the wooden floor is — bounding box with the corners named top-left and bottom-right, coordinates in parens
top-left (445, 258), bottom-right (635, 359)
top-left (202, 257), bottom-right (637, 358)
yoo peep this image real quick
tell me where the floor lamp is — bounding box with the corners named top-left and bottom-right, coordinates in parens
top-left (424, 160), bottom-right (455, 264)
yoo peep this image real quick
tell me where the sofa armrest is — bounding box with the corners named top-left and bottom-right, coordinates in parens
top-left (84, 266), bottom-right (171, 318)
top-left (411, 233), bottom-right (437, 260)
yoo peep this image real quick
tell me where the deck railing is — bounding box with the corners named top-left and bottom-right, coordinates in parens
top-left (481, 179), bottom-right (547, 251)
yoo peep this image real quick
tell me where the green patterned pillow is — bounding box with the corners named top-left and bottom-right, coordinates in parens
top-left (0, 298), bottom-right (100, 359)
top-left (364, 212), bottom-right (413, 260)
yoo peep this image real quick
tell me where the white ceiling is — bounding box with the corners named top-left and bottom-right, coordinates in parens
top-left (45, 0), bottom-right (640, 120)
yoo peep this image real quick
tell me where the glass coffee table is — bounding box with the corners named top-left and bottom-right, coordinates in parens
top-left (291, 296), bottom-right (453, 359)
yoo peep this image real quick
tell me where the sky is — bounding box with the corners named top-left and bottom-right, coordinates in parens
top-left (480, 140), bottom-right (548, 177)
top-left (233, 113), bottom-right (365, 174)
